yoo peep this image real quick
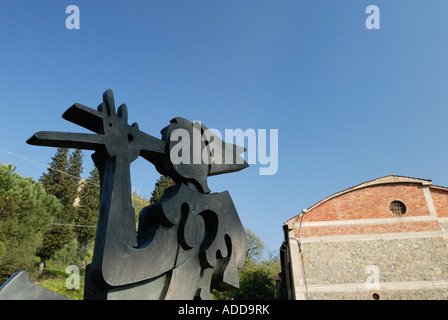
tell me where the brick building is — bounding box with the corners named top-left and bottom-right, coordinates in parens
top-left (279, 175), bottom-right (448, 300)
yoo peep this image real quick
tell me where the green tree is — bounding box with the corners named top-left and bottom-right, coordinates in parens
top-left (39, 148), bottom-right (70, 203)
top-left (0, 163), bottom-right (62, 282)
top-left (246, 229), bottom-right (264, 262)
top-left (65, 149), bottom-right (84, 232)
top-left (74, 167), bottom-right (100, 266)
top-left (37, 148), bottom-right (84, 275)
top-left (149, 175), bottom-right (175, 204)
top-left (215, 229), bottom-right (280, 300)
top-left (132, 191), bottom-right (149, 229)
top-left (67, 149), bottom-right (84, 199)
top-left (229, 259), bottom-right (277, 300)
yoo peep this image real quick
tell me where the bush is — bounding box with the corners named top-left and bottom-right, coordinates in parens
top-left (227, 260), bottom-right (277, 300)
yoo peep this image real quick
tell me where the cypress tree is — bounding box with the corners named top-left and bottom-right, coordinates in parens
top-left (39, 148), bottom-right (70, 203)
top-left (74, 166), bottom-right (100, 266)
top-left (67, 149), bottom-right (84, 203)
top-left (149, 175), bottom-right (175, 205)
top-left (37, 148), bottom-right (84, 275)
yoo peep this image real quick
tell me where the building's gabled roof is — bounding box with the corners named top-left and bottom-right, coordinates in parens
top-left (283, 175), bottom-right (448, 227)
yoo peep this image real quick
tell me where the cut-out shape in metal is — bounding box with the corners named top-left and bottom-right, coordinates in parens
top-left (0, 89), bottom-right (249, 300)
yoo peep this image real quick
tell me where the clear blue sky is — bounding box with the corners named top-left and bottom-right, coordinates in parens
top-left (1, 0), bottom-right (448, 253)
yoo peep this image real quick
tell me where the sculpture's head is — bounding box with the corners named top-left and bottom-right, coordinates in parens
top-left (157, 117), bottom-right (248, 194)
top-left (26, 89), bottom-right (249, 194)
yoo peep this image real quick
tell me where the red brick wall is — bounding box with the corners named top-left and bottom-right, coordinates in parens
top-left (304, 183), bottom-right (430, 223)
top-left (431, 188), bottom-right (448, 218)
top-left (296, 220), bottom-right (440, 238)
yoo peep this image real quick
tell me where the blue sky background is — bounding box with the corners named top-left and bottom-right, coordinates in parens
top-left (1, 0), bottom-right (448, 254)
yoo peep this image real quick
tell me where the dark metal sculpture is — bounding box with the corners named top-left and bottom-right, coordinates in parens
top-left (0, 89), bottom-right (249, 300)
top-left (0, 271), bottom-right (69, 300)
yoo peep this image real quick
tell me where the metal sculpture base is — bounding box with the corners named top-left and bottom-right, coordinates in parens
top-left (0, 271), bottom-right (69, 300)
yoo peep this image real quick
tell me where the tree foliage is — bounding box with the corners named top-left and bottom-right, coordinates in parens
top-left (37, 148), bottom-right (83, 265)
top-left (0, 163), bottom-right (62, 282)
top-left (39, 148), bottom-right (70, 203)
top-left (132, 192), bottom-right (149, 229)
top-left (246, 229), bottom-right (264, 261)
top-left (74, 167), bottom-right (100, 251)
top-left (228, 259), bottom-right (277, 300)
top-left (215, 229), bottom-right (280, 300)
top-left (149, 175), bottom-right (175, 204)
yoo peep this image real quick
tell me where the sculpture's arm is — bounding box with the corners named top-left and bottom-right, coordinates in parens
top-left (27, 131), bottom-right (104, 150)
top-left (26, 90), bottom-right (170, 284)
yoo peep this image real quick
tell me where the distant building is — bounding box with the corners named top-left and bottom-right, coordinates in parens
top-left (279, 175), bottom-right (448, 300)
top-left (73, 178), bottom-right (87, 207)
